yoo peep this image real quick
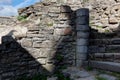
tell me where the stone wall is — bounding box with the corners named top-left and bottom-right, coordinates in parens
top-left (0, 2), bottom-right (83, 79)
top-left (0, 17), bottom-right (16, 26)
top-left (83, 0), bottom-right (120, 32)
top-left (2, 0), bottom-right (120, 79)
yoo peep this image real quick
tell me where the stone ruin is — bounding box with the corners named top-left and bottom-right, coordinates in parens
top-left (0, 0), bottom-right (120, 79)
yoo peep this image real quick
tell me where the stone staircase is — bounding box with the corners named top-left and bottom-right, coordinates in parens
top-left (87, 28), bottom-right (120, 72)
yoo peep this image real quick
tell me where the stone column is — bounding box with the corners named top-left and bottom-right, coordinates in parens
top-left (76, 8), bottom-right (89, 67)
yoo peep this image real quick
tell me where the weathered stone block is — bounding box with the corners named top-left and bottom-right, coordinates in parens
top-left (60, 5), bottom-right (72, 13)
top-left (36, 58), bottom-right (46, 65)
top-left (64, 27), bottom-right (72, 35)
top-left (88, 46), bottom-right (106, 53)
top-left (33, 41), bottom-right (41, 48)
top-left (76, 16), bottom-right (89, 25)
top-left (54, 28), bottom-right (65, 35)
top-left (111, 38), bottom-right (120, 44)
top-left (76, 8), bottom-right (89, 17)
top-left (46, 58), bottom-right (55, 64)
top-left (59, 20), bottom-right (73, 24)
top-left (109, 16), bottom-right (118, 24)
top-left (42, 64), bottom-right (55, 73)
top-left (28, 27), bottom-right (40, 31)
top-left (59, 13), bottom-right (71, 20)
top-left (77, 39), bottom-right (88, 46)
top-left (27, 33), bottom-right (43, 38)
top-left (77, 46), bottom-right (88, 53)
top-left (21, 38), bottom-right (32, 47)
top-left (41, 40), bottom-right (55, 48)
top-left (86, 61), bottom-right (120, 73)
top-left (32, 37), bottom-right (46, 42)
top-left (76, 60), bottom-right (83, 67)
top-left (54, 28), bottom-right (72, 36)
top-left (47, 50), bottom-right (56, 59)
top-left (76, 53), bottom-right (87, 60)
top-left (30, 49), bottom-right (48, 58)
top-left (106, 45), bottom-right (120, 52)
top-left (49, 7), bottom-right (60, 13)
top-left (76, 25), bottom-right (89, 31)
top-left (77, 32), bottom-right (89, 38)
top-left (48, 13), bottom-right (59, 17)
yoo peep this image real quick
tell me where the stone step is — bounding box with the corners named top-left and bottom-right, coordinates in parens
top-left (88, 46), bottom-right (106, 53)
top-left (106, 45), bottom-right (120, 52)
top-left (91, 53), bottom-right (120, 57)
top-left (89, 38), bottom-right (120, 45)
top-left (89, 53), bottom-right (120, 62)
top-left (83, 61), bottom-right (120, 72)
top-left (89, 45), bottom-right (120, 53)
top-left (90, 32), bottom-right (118, 39)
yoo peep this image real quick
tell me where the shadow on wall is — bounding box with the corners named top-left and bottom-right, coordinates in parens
top-left (54, 5), bottom-right (76, 70)
top-left (0, 4), bottom-right (77, 80)
top-left (0, 30), bottom-right (50, 80)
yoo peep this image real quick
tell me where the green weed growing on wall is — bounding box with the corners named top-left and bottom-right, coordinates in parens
top-left (17, 15), bottom-right (27, 21)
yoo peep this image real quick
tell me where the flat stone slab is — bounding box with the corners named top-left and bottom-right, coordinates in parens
top-left (70, 71), bottom-right (90, 79)
top-left (99, 74), bottom-right (117, 80)
top-left (84, 61), bottom-right (120, 72)
top-left (62, 67), bottom-right (92, 80)
top-left (75, 76), bottom-right (96, 80)
top-left (48, 67), bottom-right (118, 80)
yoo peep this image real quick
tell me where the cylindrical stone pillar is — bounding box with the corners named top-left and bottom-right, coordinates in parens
top-left (76, 8), bottom-right (89, 67)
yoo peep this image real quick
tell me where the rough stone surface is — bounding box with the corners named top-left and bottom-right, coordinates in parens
top-left (0, 1), bottom-right (79, 79)
top-left (1, 0), bottom-right (120, 79)
top-left (99, 74), bottom-right (117, 80)
top-left (62, 67), bottom-right (96, 80)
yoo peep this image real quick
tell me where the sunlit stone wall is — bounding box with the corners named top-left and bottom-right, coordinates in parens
top-left (0, 2), bottom-right (82, 79)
